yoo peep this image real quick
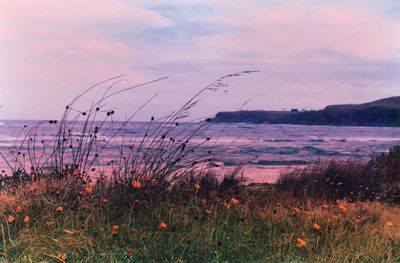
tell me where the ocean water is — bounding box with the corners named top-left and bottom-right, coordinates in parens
top-left (0, 120), bottom-right (399, 183)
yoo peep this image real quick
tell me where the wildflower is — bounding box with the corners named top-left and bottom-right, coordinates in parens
top-left (223, 201), bottom-right (231, 209)
top-left (312, 223), bottom-right (321, 231)
top-left (23, 215), bottom-right (30, 223)
top-left (338, 204), bottom-right (347, 212)
top-left (296, 238), bottom-right (306, 248)
top-left (73, 169), bottom-right (81, 176)
top-left (204, 209), bottom-right (212, 216)
top-left (55, 207), bottom-right (63, 213)
top-left (159, 222), bottom-right (167, 230)
top-left (84, 186), bottom-right (93, 194)
top-left (57, 253), bottom-right (67, 261)
top-left (131, 180), bottom-right (141, 188)
top-left (7, 215), bottom-right (15, 223)
top-left (231, 197), bottom-right (239, 205)
top-left (16, 206), bottom-right (22, 213)
top-left (125, 247), bottom-right (132, 257)
top-left (112, 225), bottom-right (119, 235)
top-left (102, 198), bottom-right (109, 204)
top-left (292, 207), bottom-right (300, 216)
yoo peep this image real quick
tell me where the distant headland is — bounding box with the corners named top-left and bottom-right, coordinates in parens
top-left (210, 96), bottom-right (400, 127)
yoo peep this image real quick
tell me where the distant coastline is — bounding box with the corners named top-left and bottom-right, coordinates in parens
top-left (210, 96), bottom-right (400, 127)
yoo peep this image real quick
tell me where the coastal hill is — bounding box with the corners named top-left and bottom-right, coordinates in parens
top-left (211, 96), bottom-right (400, 127)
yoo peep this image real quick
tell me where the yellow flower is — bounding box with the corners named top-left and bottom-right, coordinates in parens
top-left (55, 207), bottom-right (63, 213)
top-left (231, 197), bottom-right (239, 205)
top-left (84, 186), bottom-right (93, 194)
top-left (131, 180), bottom-right (141, 188)
top-left (159, 221), bottom-right (167, 230)
top-left (296, 238), bottom-right (306, 248)
top-left (7, 215), bottom-right (15, 223)
top-left (16, 206), bottom-right (22, 213)
top-left (312, 223), bottom-right (321, 231)
top-left (57, 252), bottom-right (67, 261)
top-left (23, 215), bottom-right (30, 223)
top-left (112, 225), bottom-right (119, 235)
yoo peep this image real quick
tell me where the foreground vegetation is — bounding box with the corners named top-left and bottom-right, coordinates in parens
top-left (0, 168), bottom-right (399, 262)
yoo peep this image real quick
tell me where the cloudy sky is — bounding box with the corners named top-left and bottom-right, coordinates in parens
top-left (0, 0), bottom-right (399, 120)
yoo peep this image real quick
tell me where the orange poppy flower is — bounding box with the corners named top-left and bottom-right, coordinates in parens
top-left (131, 180), bottom-right (141, 188)
top-left (16, 206), bottom-right (22, 213)
top-left (338, 204), bottom-right (347, 212)
top-left (84, 186), bottom-right (93, 194)
top-left (7, 215), bottom-right (15, 223)
top-left (223, 201), bottom-right (231, 209)
top-left (102, 198), bottom-right (109, 204)
top-left (312, 223), bottom-right (321, 231)
top-left (159, 222), bottom-right (167, 230)
top-left (55, 207), bottom-right (63, 213)
top-left (231, 198), bottom-right (239, 205)
top-left (112, 225), bottom-right (119, 235)
top-left (73, 169), bottom-right (81, 176)
top-left (23, 215), bottom-right (30, 223)
top-left (57, 253), bottom-right (67, 261)
top-left (296, 238), bottom-right (306, 248)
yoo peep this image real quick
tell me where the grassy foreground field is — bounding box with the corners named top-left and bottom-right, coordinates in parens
top-left (0, 172), bottom-right (399, 263)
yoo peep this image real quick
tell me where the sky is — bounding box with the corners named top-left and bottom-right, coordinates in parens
top-left (0, 0), bottom-right (399, 120)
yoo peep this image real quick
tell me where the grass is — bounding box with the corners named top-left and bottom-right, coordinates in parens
top-left (0, 174), bottom-right (399, 262)
top-left (277, 145), bottom-right (400, 204)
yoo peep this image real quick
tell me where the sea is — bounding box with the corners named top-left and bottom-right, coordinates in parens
top-left (1, 120), bottom-right (399, 183)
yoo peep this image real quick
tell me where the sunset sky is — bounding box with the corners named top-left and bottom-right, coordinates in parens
top-left (0, 0), bottom-right (399, 120)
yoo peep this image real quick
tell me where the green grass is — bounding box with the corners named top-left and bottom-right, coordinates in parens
top-left (0, 178), bottom-right (399, 262)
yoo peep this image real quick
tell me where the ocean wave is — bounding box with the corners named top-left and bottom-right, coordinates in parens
top-left (240, 146), bottom-right (300, 155)
top-left (251, 160), bottom-right (307, 166)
